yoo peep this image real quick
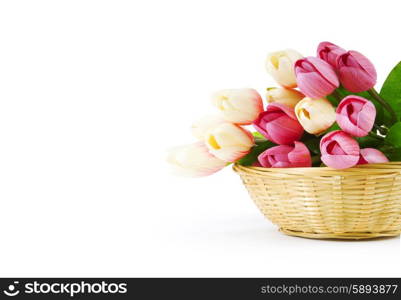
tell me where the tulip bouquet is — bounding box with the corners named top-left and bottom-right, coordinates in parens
top-left (168, 42), bottom-right (401, 176)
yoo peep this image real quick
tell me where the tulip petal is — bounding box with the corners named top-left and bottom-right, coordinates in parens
top-left (257, 151), bottom-right (272, 167)
top-left (338, 67), bottom-right (376, 93)
top-left (317, 41), bottom-right (346, 67)
top-left (212, 88), bottom-right (263, 124)
top-left (265, 145), bottom-right (292, 166)
top-left (191, 115), bottom-right (225, 140)
top-left (325, 140), bottom-right (346, 155)
top-left (358, 148), bottom-right (389, 165)
top-left (266, 49), bottom-right (303, 87)
top-left (272, 161), bottom-right (291, 168)
top-left (265, 144), bottom-right (293, 155)
top-left (320, 130), bottom-right (360, 169)
top-left (337, 51), bottom-right (377, 93)
top-left (295, 57), bottom-right (339, 98)
top-left (205, 123), bottom-right (254, 162)
top-left (308, 57), bottom-right (339, 87)
top-left (295, 97), bottom-right (336, 134)
top-left (167, 142), bottom-right (227, 177)
top-left (258, 143), bottom-right (311, 168)
top-left (266, 87), bottom-right (305, 108)
top-left (356, 101), bottom-right (376, 134)
top-left (296, 73), bottom-right (334, 99)
top-left (259, 145), bottom-right (292, 168)
top-left (321, 154), bottom-right (360, 169)
top-left (336, 96), bottom-right (376, 137)
top-left (348, 51), bottom-right (377, 81)
top-left (331, 132), bottom-right (360, 156)
top-left (267, 102), bottom-right (297, 119)
top-left (288, 141), bottom-right (312, 167)
top-left (266, 116), bottom-right (304, 145)
top-left (253, 103), bottom-right (304, 145)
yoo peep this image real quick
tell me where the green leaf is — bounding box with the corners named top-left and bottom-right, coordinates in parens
top-left (386, 148), bottom-right (401, 161)
top-left (380, 62), bottom-right (401, 124)
top-left (385, 122), bottom-right (401, 148)
top-left (379, 145), bottom-right (401, 162)
top-left (237, 140), bottom-right (275, 166)
top-left (252, 131), bottom-right (264, 138)
top-left (356, 135), bottom-right (384, 149)
top-left (301, 133), bottom-right (321, 155)
top-left (252, 131), bottom-right (268, 144)
top-left (326, 94), bottom-right (340, 106)
top-left (323, 122), bottom-right (341, 134)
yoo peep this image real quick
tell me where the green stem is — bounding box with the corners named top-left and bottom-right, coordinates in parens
top-left (311, 155), bottom-right (321, 166)
top-left (368, 88), bottom-right (398, 124)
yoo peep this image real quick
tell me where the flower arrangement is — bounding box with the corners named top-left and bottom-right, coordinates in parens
top-left (168, 42), bottom-right (401, 176)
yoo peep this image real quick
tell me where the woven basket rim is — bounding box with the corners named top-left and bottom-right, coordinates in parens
top-left (233, 162), bottom-right (401, 176)
top-left (234, 162), bottom-right (401, 239)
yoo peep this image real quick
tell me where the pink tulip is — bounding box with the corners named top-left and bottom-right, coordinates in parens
top-left (258, 141), bottom-right (311, 168)
top-left (320, 130), bottom-right (360, 169)
top-left (294, 57), bottom-right (339, 98)
top-left (317, 42), bottom-right (346, 68)
top-left (336, 50), bottom-right (377, 93)
top-left (358, 148), bottom-right (389, 165)
top-left (336, 96), bottom-right (376, 137)
top-left (253, 103), bottom-right (304, 145)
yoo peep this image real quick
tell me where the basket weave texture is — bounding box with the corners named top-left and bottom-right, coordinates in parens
top-left (234, 162), bottom-right (401, 239)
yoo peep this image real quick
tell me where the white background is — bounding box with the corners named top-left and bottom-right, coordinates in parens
top-left (0, 0), bottom-right (400, 277)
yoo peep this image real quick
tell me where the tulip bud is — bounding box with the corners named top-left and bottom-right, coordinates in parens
top-left (191, 115), bottom-right (225, 140)
top-left (258, 141), bottom-right (311, 168)
top-left (336, 96), bottom-right (376, 137)
top-left (294, 57), bottom-right (339, 99)
top-left (266, 87), bottom-right (304, 108)
top-left (253, 103), bottom-right (304, 145)
top-left (317, 41), bottom-right (346, 68)
top-left (212, 88), bottom-right (263, 125)
top-left (336, 51), bottom-right (377, 93)
top-left (266, 49), bottom-right (303, 88)
top-left (204, 123), bottom-right (254, 162)
top-left (167, 142), bottom-right (227, 177)
top-left (320, 130), bottom-right (360, 169)
top-left (295, 97), bottom-right (336, 134)
top-left (358, 148), bottom-right (389, 165)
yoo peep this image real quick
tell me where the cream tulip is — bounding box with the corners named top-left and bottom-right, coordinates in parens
top-left (212, 88), bottom-right (263, 125)
top-left (191, 114), bottom-right (225, 140)
top-left (167, 142), bottom-right (227, 177)
top-left (266, 49), bottom-right (303, 88)
top-left (295, 97), bottom-right (336, 134)
top-left (205, 123), bottom-right (254, 162)
top-left (266, 87), bottom-right (305, 108)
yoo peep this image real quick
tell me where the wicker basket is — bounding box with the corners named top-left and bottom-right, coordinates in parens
top-left (234, 162), bottom-right (401, 240)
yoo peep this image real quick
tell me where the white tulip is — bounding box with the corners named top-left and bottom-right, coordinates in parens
top-left (295, 97), bottom-right (336, 134)
top-left (167, 142), bottom-right (227, 177)
top-left (205, 123), bottom-right (254, 162)
top-left (266, 49), bottom-right (303, 88)
top-left (212, 88), bottom-right (263, 124)
top-left (191, 115), bottom-right (225, 140)
top-left (266, 87), bottom-right (304, 108)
